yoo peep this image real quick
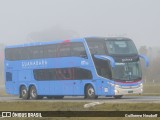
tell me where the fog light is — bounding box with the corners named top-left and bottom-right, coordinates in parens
top-left (140, 83), bottom-right (143, 87)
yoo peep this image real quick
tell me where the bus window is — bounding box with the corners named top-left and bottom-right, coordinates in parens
top-left (6, 72), bottom-right (12, 81)
top-left (87, 41), bottom-right (106, 55)
top-left (29, 46), bottom-right (44, 59)
top-left (93, 57), bottom-right (112, 79)
top-left (56, 68), bottom-right (74, 80)
top-left (71, 42), bottom-right (87, 58)
top-left (44, 44), bottom-right (57, 58)
top-left (75, 68), bottom-right (92, 80)
top-left (33, 67), bottom-right (92, 80)
top-left (58, 45), bottom-right (71, 57)
top-left (33, 69), bottom-right (56, 81)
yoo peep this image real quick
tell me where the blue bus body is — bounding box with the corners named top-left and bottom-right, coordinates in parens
top-left (4, 37), bottom-right (148, 99)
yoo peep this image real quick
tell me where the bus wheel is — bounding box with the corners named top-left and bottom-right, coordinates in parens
top-left (85, 84), bottom-right (97, 99)
top-left (54, 96), bottom-right (64, 99)
top-left (114, 95), bottom-right (123, 99)
top-left (30, 86), bottom-right (38, 100)
top-left (20, 86), bottom-right (29, 100)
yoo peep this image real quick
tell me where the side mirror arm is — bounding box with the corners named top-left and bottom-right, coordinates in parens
top-left (139, 54), bottom-right (149, 67)
top-left (94, 55), bottom-right (115, 68)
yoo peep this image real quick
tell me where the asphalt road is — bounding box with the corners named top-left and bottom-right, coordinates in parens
top-left (0, 96), bottom-right (160, 103)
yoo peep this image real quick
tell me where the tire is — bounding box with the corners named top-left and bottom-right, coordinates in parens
top-left (20, 86), bottom-right (29, 100)
top-left (114, 95), bottom-right (123, 99)
top-left (54, 96), bottom-right (64, 99)
top-left (85, 84), bottom-right (97, 99)
top-left (30, 86), bottom-right (38, 100)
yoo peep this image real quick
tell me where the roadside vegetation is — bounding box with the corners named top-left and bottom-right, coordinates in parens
top-left (1, 102), bottom-right (160, 120)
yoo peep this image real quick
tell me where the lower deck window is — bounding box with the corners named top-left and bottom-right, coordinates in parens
top-left (6, 72), bottom-right (12, 81)
top-left (33, 67), bottom-right (92, 81)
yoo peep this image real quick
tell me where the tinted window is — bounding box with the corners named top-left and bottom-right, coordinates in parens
top-left (20, 47), bottom-right (30, 60)
top-left (75, 68), bottom-right (92, 79)
top-left (87, 41), bottom-right (106, 55)
top-left (33, 69), bottom-right (56, 80)
top-left (5, 42), bottom-right (87, 60)
top-left (56, 68), bottom-right (74, 80)
top-left (71, 42), bottom-right (87, 58)
top-left (5, 46), bottom-right (44, 60)
top-left (34, 67), bottom-right (92, 81)
top-left (29, 46), bottom-right (44, 59)
top-left (5, 48), bottom-right (19, 60)
top-left (58, 44), bottom-right (71, 57)
top-left (6, 72), bottom-right (12, 81)
top-left (93, 57), bottom-right (112, 79)
top-left (44, 44), bottom-right (57, 58)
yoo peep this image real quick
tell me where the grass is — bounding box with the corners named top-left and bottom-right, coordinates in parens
top-left (1, 102), bottom-right (160, 120)
top-left (0, 88), bottom-right (8, 96)
top-left (1, 102), bottom-right (160, 111)
top-left (143, 84), bottom-right (160, 94)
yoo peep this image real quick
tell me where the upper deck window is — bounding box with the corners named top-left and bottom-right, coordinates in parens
top-left (87, 41), bottom-right (106, 55)
top-left (5, 42), bottom-right (87, 61)
top-left (71, 42), bottom-right (87, 58)
top-left (58, 42), bottom-right (87, 58)
top-left (43, 44), bottom-right (57, 58)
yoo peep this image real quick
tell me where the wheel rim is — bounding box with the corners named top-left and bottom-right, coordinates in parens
top-left (31, 88), bottom-right (37, 98)
top-left (22, 89), bottom-right (27, 97)
top-left (88, 87), bottom-right (94, 96)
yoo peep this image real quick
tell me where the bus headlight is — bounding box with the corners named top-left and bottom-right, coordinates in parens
top-left (140, 83), bottom-right (143, 87)
top-left (115, 84), bottom-right (120, 88)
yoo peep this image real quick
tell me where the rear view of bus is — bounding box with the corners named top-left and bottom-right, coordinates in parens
top-left (86, 37), bottom-right (148, 98)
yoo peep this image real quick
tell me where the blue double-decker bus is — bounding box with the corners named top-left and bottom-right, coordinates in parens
top-left (4, 37), bottom-right (148, 99)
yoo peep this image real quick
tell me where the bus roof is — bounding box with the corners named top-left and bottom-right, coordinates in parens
top-left (5, 38), bottom-right (86, 49)
top-left (5, 37), bottom-right (132, 49)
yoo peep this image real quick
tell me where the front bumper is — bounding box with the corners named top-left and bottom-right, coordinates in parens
top-left (114, 85), bottom-right (143, 95)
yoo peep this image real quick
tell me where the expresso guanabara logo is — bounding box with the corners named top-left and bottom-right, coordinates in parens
top-left (22, 60), bottom-right (48, 67)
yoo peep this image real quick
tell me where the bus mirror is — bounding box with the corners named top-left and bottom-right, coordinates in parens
top-left (94, 55), bottom-right (115, 68)
top-left (139, 54), bottom-right (149, 67)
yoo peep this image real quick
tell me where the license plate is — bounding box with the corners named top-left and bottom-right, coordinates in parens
top-left (128, 90), bottom-right (133, 93)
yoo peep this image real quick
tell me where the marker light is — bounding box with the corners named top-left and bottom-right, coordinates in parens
top-left (63, 40), bottom-right (70, 43)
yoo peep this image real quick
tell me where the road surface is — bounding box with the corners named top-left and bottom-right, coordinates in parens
top-left (0, 96), bottom-right (160, 103)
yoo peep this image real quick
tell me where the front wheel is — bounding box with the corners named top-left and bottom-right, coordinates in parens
top-left (30, 86), bottom-right (38, 100)
top-left (85, 84), bottom-right (98, 99)
top-left (114, 95), bottom-right (123, 99)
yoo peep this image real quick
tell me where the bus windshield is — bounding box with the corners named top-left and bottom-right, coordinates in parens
top-left (86, 38), bottom-right (138, 55)
top-left (112, 62), bottom-right (142, 81)
top-left (105, 40), bottom-right (138, 55)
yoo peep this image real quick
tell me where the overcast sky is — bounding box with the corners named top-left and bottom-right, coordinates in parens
top-left (0, 0), bottom-right (160, 48)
